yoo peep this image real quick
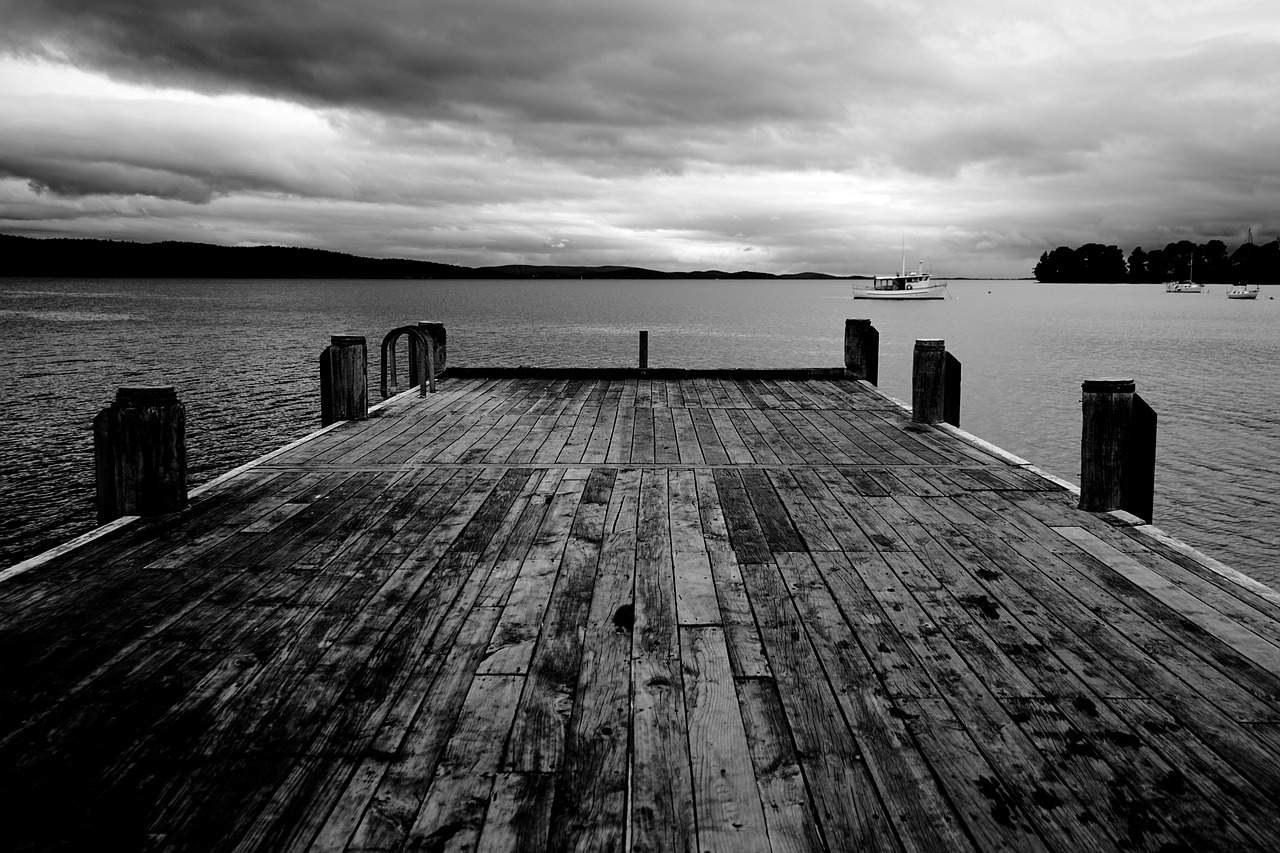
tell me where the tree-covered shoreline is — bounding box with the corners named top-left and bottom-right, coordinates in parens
top-left (1034, 238), bottom-right (1280, 283)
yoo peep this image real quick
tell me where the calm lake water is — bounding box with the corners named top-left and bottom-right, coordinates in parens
top-left (2, 278), bottom-right (1277, 585)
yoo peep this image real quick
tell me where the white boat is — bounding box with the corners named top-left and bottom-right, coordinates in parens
top-left (1164, 256), bottom-right (1202, 292)
top-left (853, 252), bottom-right (948, 300)
top-left (1227, 230), bottom-right (1262, 299)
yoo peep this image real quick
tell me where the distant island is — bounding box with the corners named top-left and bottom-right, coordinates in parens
top-left (1, 234), bottom-right (872, 281)
top-left (1035, 238), bottom-right (1280, 283)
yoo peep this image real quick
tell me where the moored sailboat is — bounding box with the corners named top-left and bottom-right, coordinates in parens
top-left (1164, 255), bottom-right (1202, 292)
top-left (1227, 229), bottom-right (1261, 299)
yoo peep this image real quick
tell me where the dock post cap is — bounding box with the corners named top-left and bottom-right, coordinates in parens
top-left (1082, 378), bottom-right (1135, 393)
top-left (914, 338), bottom-right (945, 349)
top-left (115, 386), bottom-right (178, 405)
top-left (845, 318), bottom-right (873, 326)
top-left (329, 334), bottom-right (366, 346)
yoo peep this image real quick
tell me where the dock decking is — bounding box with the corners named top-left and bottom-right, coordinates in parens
top-left (5, 372), bottom-right (1280, 852)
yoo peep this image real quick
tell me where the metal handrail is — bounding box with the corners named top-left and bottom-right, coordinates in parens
top-left (380, 326), bottom-right (437, 399)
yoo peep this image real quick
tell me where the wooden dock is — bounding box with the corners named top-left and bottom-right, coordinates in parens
top-left (6, 367), bottom-right (1280, 852)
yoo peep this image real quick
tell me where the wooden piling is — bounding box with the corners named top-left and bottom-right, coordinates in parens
top-left (93, 386), bottom-right (187, 523)
top-left (1079, 377), bottom-right (1156, 521)
top-left (409, 321), bottom-right (447, 385)
top-left (843, 319), bottom-right (879, 384)
top-left (639, 330), bottom-right (649, 369)
top-left (320, 334), bottom-right (368, 426)
top-left (912, 339), bottom-right (947, 424)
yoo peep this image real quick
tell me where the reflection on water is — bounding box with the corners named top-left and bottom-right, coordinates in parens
top-left (0, 310), bottom-right (141, 322)
top-left (1, 278), bottom-right (1277, 587)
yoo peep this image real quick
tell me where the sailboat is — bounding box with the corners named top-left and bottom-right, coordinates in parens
top-left (1164, 255), bottom-right (1202, 292)
top-left (1227, 229), bottom-right (1261, 299)
top-left (853, 241), bottom-right (948, 300)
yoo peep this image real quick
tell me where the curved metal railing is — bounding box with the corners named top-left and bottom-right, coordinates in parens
top-left (380, 326), bottom-right (437, 399)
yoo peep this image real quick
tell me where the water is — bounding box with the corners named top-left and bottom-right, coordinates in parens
top-left (2, 278), bottom-right (1277, 586)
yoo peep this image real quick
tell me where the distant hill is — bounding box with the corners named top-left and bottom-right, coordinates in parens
top-left (1, 235), bottom-right (863, 280)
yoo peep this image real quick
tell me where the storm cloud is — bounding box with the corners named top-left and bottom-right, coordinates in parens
top-left (1, 0), bottom-right (1277, 275)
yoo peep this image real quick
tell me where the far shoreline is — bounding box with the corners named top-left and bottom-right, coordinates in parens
top-left (1, 234), bottom-right (1027, 281)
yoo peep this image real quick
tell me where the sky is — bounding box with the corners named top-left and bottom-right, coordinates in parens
top-left (1, 0), bottom-right (1278, 278)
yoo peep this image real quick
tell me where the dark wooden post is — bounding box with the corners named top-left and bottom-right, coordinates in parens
top-left (1079, 378), bottom-right (1157, 521)
top-left (844, 319), bottom-right (879, 384)
top-left (409, 321), bottom-right (447, 384)
top-left (320, 334), bottom-right (368, 426)
top-left (639, 330), bottom-right (649, 369)
top-left (912, 339), bottom-right (947, 424)
top-left (94, 386), bottom-right (188, 523)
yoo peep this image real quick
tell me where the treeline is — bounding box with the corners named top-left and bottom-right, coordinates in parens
top-left (1034, 238), bottom-right (1280, 283)
top-left (0, 234), bottom-right (848, 280)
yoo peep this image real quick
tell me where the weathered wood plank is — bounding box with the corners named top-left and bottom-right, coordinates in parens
top-left (475, 469), bottom-right (562, 608)
top-left (403, 673), bottom-right (524, 851)
top-left (727, 409), bottom-right (783, 464)
top-left (810, 550), bottom-right (1054, 853)
top-left (671, 406), bottom-right (705, 465)
top-left (712, 468), bottom-right (772, 564)
top-left (688, 406), bottom-right (730, 465)
top-left (477, 772), bottom-right (554, 852)
top-left (776, 552), bottom-right (979, 853)
top-left (1055, 525), bottom-right (1280, 678)
top-left (681, 626), bottom-right (770, 852)
top-left (736, 557), bottom-right (904, 852)
top-left (480, 472), bottom-right (589, 676)
top-left (505, 467), bottom-right (614, 773)
top-left (631, 467), bottom-right (696, 851)
top-left (735, 678), bottom-right (825, 853)
top-left (340, 605), bottom-right (503, 851)
top-left (670, 470), bottom-right (720, 627)
top-left (929, 494), bottom-right (1280, 797)
top-left (548, 467), bottom-right (639, 852)
top-left (631, 406), bottom-right (657, 464)
top-left (764, 469), bottom-right (841, 552)
top-left (695, 469), bottom-right (770, 677)
top-left (789, 468), bottom-right (880, 552)
top-left (708, 408), bottom-right (756, 464)
top-left (739, 468), bottom-right (806, 554)
top-left (653, 405), bottom-right (680, 464)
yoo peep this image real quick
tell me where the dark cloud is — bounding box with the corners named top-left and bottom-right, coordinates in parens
top-left (0, 0), bottom-right (904, 122)
top-left (1, 0), bottom-right (1277, 276)
top-left (0, 0), bottom-right (942, 180)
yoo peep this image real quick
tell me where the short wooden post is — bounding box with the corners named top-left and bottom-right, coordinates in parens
top-left (1079, 378), bottom-right (1157, 521)
top-left (409, 321), bottom-right (447, 384)
top-left (320, 335), bottom-right (368, 426)
top-left (844, 319), bottom-right (879, 384)
top-left (94, 386), bottom-right (188, 523)
top-left (639, 330), bottom-right (649, 369)
top-left (912, 339), bottom-right (947, 424)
